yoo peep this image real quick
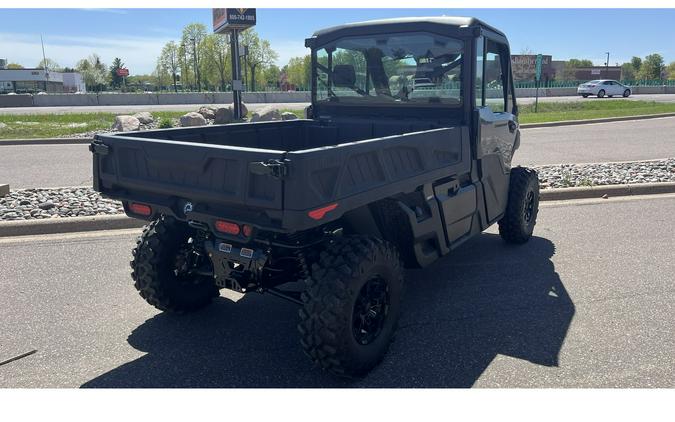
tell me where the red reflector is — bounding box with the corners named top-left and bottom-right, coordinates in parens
top-left (215, 220), bottom-right (240, 235)
top-left (308, 203), bottom-right (338, 220)
top-left (242, 224), bottom-right (253, 237)
top-left (129, 202), bottom-right (152, 216)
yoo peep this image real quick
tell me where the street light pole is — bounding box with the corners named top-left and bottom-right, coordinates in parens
top-left (605, 52), bottom-right (610, 78)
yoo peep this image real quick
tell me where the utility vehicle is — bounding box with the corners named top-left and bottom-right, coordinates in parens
top-left (91, 17), bottom-right (539, 378)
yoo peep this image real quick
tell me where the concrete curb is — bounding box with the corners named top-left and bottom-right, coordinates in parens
top-left (0, 137), bottom-right (92, 146)
top-left (2, 182), bottom-right (675, 237)
top-left (0, 214), bottom-right (144, 237)
top-left (521, 112), bottom-right (675, 129)
top-left (540, 181), bottom-right (675, 201)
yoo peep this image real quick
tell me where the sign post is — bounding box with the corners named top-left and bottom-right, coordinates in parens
top-left (117, 68), bottom-right (130, 91)
top-left (534, 54), bottom-right (543, 113)
top-left (213, 8), bottom-right (257, 120)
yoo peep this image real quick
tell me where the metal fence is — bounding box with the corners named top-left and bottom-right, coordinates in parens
top-left (514, 80), bottom-right (675, 89)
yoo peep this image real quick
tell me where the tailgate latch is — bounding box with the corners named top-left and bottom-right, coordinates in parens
top-left (249, 159), bottom-right (289, 179)
top-left (89, 140), bottom-right (110, 156)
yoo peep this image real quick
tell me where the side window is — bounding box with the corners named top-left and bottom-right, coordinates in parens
top-left (475, 36), bottom-right (484, 107)
top-left (484, 40), bottom-right (507, 113)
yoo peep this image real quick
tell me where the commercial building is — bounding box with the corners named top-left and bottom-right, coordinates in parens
top-left (0, 67), bottom-right (86, 94)
top-left (572, 66), bottom-right (622, 81)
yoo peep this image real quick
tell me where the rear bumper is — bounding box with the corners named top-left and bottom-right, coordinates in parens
top-left (577, 88), bottom-right (594, 94)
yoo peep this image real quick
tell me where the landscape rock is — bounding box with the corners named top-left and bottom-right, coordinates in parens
top-left (179, 112), bottom-right (207, 127)
top-left (214, 106), bottom-right (235, 124)
top-left (133, 112), bottom-right (154, 125)
top-left (197, 106), bottom-right (217, 120)
top-left (250, 105), bottom-right (281, 122)
top-left (112, 115), bottom-right (141, 132)
top-left (281, 112), bottom-right (298, 121)
top-left (0, 122), bottom-right (7, 130)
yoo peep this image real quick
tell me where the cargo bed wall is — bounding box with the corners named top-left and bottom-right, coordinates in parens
top-left (284, 126), bottom-right (470, 216)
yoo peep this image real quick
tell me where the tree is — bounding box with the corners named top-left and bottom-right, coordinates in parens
top-left (263, 64), bottom-right (281, 89)
top-left (181, 23), bottom-right (208, 91)
top-left (109, 57), bottom-right (125, 89)
top-left (76, 54), bottom-right (109, 92)
top-left (6, 63), bottom-right (24, 69)
top-left (630, 56), bottom-right (642, 73)
top-left (202, 34), bottom-right (230, 91)
top-left (240, 29), bottom-right (278, 91)
top-left (621, 62), bottom-right (635, 80)
top-left (285, 55), bottom-right (311, 90)
top-left (36, 58), bottom-right (61, 71)
top-left (160, 41), bottom-right (181, 92)
top-left (562, 58), bottom-right (593, 79)
top-left (637, 53), bottom-right (665, 80)
top-left (667, 62), bottom-right (675, 80)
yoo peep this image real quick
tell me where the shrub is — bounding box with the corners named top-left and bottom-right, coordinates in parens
top-left (159, 117), bottom-right (173, 128)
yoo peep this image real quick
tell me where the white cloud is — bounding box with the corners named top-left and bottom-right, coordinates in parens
top-left (0, 32), bottom-right (172, 74)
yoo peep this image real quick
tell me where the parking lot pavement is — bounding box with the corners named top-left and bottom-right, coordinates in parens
top-left (1, 194), bottom-right (673, 388)
top-left (515, 116), bottom-right (675, 166)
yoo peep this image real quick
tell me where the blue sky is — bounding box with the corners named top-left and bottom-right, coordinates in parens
top-left (1, 8), bottom-right (674, 74)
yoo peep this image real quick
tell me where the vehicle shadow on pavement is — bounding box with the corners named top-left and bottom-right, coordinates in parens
top-left (82, 233), bottom-right (574, 388)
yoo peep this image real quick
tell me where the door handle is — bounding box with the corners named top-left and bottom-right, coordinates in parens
top-left (508, 120), bottom-right (517, 133)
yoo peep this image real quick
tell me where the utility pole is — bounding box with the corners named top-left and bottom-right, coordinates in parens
top-left (605, 52), bottom-right (610, 78)
top-left (40, 34), bottom-right (49, 92)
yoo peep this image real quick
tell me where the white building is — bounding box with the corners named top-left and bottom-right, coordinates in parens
top-left (0, 68), bottom-right (86, 94)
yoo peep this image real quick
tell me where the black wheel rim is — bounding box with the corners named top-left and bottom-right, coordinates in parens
top-left (524, 190), bottom-right (535, 223)
top-left (352, 276), bottom-right (390, 345)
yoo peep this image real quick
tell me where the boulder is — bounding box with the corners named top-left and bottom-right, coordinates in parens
top-left (112, 115), bottom-right (141, 132)
top-left (133, 111), bottom-right (154, 125)
top-left (281, 112), bottom-right (298, 121)
top-left (214, 106), bottom-right (235, 125)
top-left (197, 106), bottom-right (217, 120)
top-left (179, 112), bottom-right (207, 127)
top-left (0, 122), bottom-right (7, 130)
top-left (250, 105), bottom-right (281, 122)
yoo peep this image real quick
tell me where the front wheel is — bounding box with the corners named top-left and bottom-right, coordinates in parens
top-left (298, 236), bottom-right (404, 378)
top-left (597, 89), bottom-right (606, 98)
top-left (499, 167), bottom-right (540, 244)
top-left (623, 89), bottom-right (631, 97)
top-left (582, 94), bottom-right (589, 98)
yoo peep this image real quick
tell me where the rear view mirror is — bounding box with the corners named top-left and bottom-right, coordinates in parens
top-left (332, 65), bottom-right (356, 88)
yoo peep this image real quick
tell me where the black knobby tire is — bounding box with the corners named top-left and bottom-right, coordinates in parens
top-left (623, 89), bottom-right (631, 97)
top-left (298, 236), bottom-right (404, 378)
top-left (131, 216), bottom-right (219, 312)
top-left (597, 89), bottom-right (605, 98)
top-left (498, 167), bottom-right (540, 244)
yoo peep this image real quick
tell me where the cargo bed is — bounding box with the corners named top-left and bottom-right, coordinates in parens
top-left (92, 118), bottom-right (470, 232)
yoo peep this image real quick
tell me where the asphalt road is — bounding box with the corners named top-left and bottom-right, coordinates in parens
top-left (2, 116), bottom-right (674, 189)
top-left (1, 94), bottom-right (675, 115)
top-left (1, 194), bottom-right (673, 387)
top-left (514, 116), bottom-right (675, 166)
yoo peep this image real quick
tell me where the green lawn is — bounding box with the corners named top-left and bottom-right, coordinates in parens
top-left (1, 101), bottom-right (674, 139)
top-left (518, 100), bottom-right (675, 124)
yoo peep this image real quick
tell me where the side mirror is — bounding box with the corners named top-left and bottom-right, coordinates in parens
top-left (332, 65), bottom-right (356, 88)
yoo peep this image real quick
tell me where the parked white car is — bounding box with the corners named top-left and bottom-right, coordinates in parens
top-left (577, 80), bottom-right (632, 98)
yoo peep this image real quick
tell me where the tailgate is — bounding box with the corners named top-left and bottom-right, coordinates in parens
top-left (92, 133), bottom-right (285, 210)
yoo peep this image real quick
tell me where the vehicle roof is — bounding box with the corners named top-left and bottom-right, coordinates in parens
top-left (312, 16), bottom-right (505, 38)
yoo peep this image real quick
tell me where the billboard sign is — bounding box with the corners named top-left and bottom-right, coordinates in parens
top-left (116, 68), bottom-right (129, 77)
top-left (213, 8), bottom-right (256, 33)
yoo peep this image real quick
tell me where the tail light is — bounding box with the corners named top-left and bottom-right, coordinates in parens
top-left (215, 220), bottom-right (241, 235)
top-left (308, 203), bottom-right (338, 220)
top-left (129, 202), bottom-right (152, 216)
top-left (242, 224), bottom-right (253, 237)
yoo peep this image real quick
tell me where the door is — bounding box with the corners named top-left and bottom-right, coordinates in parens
top-left (475, 37), bottom-right (518, 222)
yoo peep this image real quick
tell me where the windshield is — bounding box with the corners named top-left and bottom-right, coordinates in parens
top-left (314, 32), bottom-right (464, 106)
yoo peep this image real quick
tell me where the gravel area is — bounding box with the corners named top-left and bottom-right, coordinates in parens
top-left (0, 187), bottom-right (123, 221)
top-left (536, 158), bottom-right (675, 189)
top-left (1, 159), bottom-right (674, 222)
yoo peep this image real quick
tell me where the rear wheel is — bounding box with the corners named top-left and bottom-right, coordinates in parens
top-left (298, 236), bottom-right (404, 378)
top-left (131, 216), bottom-right (219, 312)
top-left (623, 89), bottom-right (631, 97)
top-left (597, 89), bottom-right (606, 98)
top-left (582, 94), bottom-right (589, 98)
top-left (499, 167), bottom-right (540, 244)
